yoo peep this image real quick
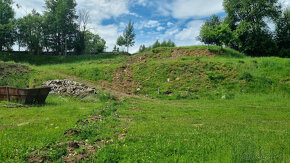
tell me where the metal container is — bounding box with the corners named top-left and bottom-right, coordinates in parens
top-left (0, 87), bottom-right (51, 104)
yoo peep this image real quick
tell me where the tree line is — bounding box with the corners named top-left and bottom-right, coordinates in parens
top-left (199, 0), bottom-right (290, 57)
top-left (0, 0), bottom-right (106, 55)
top-left (138, 39), bottom-right (176, 53)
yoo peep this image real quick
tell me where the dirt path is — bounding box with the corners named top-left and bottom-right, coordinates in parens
top-left (47, 70), bottom-right (149, 100)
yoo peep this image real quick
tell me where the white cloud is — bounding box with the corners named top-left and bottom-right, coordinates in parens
top-left (13, 0), bottom-right (45, 18)
top-left (159, 0), bottom-right (224, 19)
top-left (136, 20), bottom-right (165, 32)
top-left (145, 20), bottom-right (160, 28)
top-left (13, 0), bottom-right (130, 53)
top-left (89, 23), bottom-right (121, 52)
top-left (167, 22), bottom-right (174, 27)
top-left (77, 0), bottom-right (129, 23)
top-left (157, 26), bottom-right (165, 31)
top-left (174, 20), bottom-right (204, 45)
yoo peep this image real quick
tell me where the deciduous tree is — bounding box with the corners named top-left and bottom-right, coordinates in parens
top-left (0, 0), bottom-right (15, 51)
top-left (116, 20), bottom-right (136, 53)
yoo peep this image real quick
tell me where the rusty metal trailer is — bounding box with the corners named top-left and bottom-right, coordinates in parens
top-left (0, 87), bottom-right (51, 104)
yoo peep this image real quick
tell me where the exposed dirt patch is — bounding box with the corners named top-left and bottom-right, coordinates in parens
top-left (62, 141), bottom-right (97, 163)
top-left (28, 153), bottom-right (46, 163)
top-left (170, 48), bottom-right (215, 59)
top-left (111, 65), bottom-right (141, 94)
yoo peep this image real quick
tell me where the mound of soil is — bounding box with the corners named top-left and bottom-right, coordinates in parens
top-left (102, 48), bottom-right (216, 95)
top-left (0, 63), bottom-right (30, 88)
top-left (0, 63), bottom-right (30, 78)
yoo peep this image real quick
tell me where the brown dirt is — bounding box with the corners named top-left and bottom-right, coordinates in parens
top-left (170, 48), bottom-right (215, 58)
top-left (111, 65), bottom-right (141, 94)
top-left (62, 141), bottom-right (97, 163)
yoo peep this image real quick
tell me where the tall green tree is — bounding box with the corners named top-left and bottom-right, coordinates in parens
top-left (223, 0), bottom-right (282, 56)
top-left (139, 44), bottom-right (146, 53)
top-left (17, 10), bottom-right (44, 54)
top-left (84, 31), bottom-right (106, 53)
top-left (275, 9), bottom-right (290, 57)
top-left (198, 15), bottom-right (222, 46)
top-left (167, 39), bottom-right (176, 47)
top-left (152, 40), bottom-right (160, 49)
top-left (199, 15), bottom-right (233, 48)
top-left (44, 0), bottom-right (78, 55)
top-left (0, 0), bottom-right (15, 51)
top-left (116, 20), bottom-right (136, 53)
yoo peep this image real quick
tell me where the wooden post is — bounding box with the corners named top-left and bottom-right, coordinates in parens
top-left (6, 87), bottom-right (10, 102)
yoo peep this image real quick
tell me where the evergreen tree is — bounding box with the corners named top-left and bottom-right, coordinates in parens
top-left (139, 44), bottom-right (146, 53)
top-left (152, 40), bottom-right (160, 49)
top-left (160, 40), bottom-right (167, 47)
top-left (167, 39), bottom-right (176, 47)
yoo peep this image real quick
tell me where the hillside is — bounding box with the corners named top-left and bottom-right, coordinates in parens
top-left (0, 62), bottom-right (31, 88)
top-left (35, 46), bottom-right (290, 100)
top-left (0, 47), bottom-right (289, 162)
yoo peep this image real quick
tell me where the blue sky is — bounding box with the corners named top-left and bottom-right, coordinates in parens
top-left (13, 0), bottom-right (290, 53)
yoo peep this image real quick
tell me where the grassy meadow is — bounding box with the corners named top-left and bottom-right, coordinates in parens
top-left (0, 46), bottom-right (289, 162)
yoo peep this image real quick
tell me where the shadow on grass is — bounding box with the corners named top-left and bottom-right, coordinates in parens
top-left (0, 52), bottom-right (129, 66)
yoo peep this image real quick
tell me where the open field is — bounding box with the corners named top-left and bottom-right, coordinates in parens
top-left (0, 46), bottom-right (289, 162)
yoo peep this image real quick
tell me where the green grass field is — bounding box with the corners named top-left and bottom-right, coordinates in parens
top-left (0, 46), bottom-right (289, 162)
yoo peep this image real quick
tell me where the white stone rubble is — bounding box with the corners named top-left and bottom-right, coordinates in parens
top-left (42, 79), bottom-right (97, 97)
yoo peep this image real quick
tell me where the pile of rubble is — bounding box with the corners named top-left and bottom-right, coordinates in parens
top-left (42, 79), bottom-right (97, 97)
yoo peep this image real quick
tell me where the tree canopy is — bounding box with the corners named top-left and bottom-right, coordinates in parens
top-left (199, 0), bottom-right (288, 57)
top-left (116, 20), bottom-right (136, 53)
top-left (0, 0), bottom-right (15, 51)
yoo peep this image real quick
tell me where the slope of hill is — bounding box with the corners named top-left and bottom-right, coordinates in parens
top-left (37, 46), bottom-right (290, 100)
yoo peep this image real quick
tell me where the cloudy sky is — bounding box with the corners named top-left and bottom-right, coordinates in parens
top-left (13, 0), bottom-right (290, 53)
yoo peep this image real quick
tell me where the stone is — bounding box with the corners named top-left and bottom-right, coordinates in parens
top-left (42, 79), bottom-right (97, 98)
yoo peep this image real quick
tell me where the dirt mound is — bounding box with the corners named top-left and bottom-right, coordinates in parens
top-left (0, 63), bottom-right (31, 88)
top-left (0, 63), bottom-right (30, 79)
top-left (103, 48), bottom-right (215, 95)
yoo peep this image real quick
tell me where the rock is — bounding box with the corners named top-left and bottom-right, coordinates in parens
top-left (164, 91), bottom-right (172, 95)
top-left (42, 79), bottom-right (97, 98)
